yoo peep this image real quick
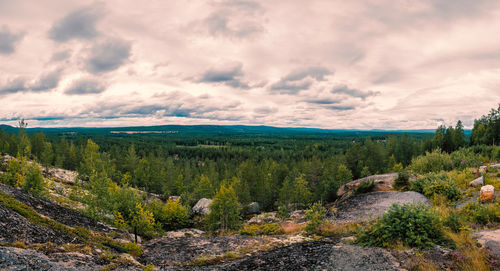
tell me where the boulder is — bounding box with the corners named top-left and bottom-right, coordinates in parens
top-left (337, 173), bottom-right (399, 197)
top-left (469, 176), bottom-right (484, 187)
top-left (479, 165), bottom-right (487, 174)
top-left (244, 202), bottom-right (260, 215)
top-left (490, 164), bottom-right (500, 169)
top-left (192, 198), bottom-right (212, 215)
top-left (480, 185), bottom-right (495, 203)
top-left (247, 212), bottom-right (279, 224)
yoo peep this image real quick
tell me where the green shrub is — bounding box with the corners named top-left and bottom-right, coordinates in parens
top-left (304, 202), bottom-right (326, 234)
top-left (239, 224), bottom-right (260, 236)
top-left (260, 223), bottom-right (285, 235)
top-left (149, 199), bottom-right (190, 231)
top-left (122, 242), bottom-right (143, 257)
top-left (239, 223), bottom-right (284, 236)
top-left (410, 149), bottom-right (452, 174)
top-left (354, 180), bottom-right (375, 195)
top-left (276, 205), bottom-right (289, 220)
top-left (460, 202), bottom-right (500, 225)
top-left (356, 204), bottom-right (447, 249)
top-left (443, 212), bottom-right (466, 233)
top-left (449, 148), bottom-right (482, 170)
top-left (410, 173), bottom-right (460, 201)
top-left (394, 170), bottom-right (409, 190)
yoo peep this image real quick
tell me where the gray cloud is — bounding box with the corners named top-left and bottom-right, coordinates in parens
top-left (199, 62), bottom-right (249, 89)
top-left (85, 37), bottom-right (131, 74)
top-left (0, 25), bottom-right (24, 55)
top-left (254, 106), bottom-right (278, 114)
top-left (270, 66), bottom-right (332, 94)
top-left (331, 85), bottom-right (379, 100)
top-left (205, 12), bottom-right (262, 38)
top-left (48, 4), bottom-right (105, 42)
top-left (283, 66), bottom-right (332, 82)
top-left (30, 69), bottom-right (63, 92)
top-left (0, 77), bottom-right (26, 95)
top-left (326, 105), bottom-right (355, 111)
top-left (304, 98), bottom-right (342, 105)
top-left (64, 78), bottom-right (107, 95)
top-left (50, 50), bottom-right (71, 62)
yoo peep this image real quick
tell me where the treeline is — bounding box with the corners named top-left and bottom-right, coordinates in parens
top-left (0, 104), bottom-right (498, 213)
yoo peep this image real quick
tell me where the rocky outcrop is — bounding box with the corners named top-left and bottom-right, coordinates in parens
top-left (0, 204), bottom-right (74, 244)
top-left (473, 229), bottom-right (500, 261)
top-left (332, 191), bottom-right (430, 224)
top-left (164, 241), bottom-right (404, 271)
top-left (0, 183), bottom-right (118, 233)
top-left (247, 212), bottom-right (279, 224)
top-left (44, 167), bottom-right (78, 184)
top-left (192, 198), bottom-right (212, 215)
top-left (139, 235), bottom-right (264, 267)
top-left (337, 173), bottom-right (399, 197)
top-left (469, 176), bottom-right (484, 187)
top-left (480, 185), bottom-right (495, 203)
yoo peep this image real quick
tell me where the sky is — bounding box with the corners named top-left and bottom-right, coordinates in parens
top-left (0, 0), bottom-right (499, 129)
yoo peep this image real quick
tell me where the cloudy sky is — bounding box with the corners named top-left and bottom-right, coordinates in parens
top-left (0, 0), bottom-right (499, 129)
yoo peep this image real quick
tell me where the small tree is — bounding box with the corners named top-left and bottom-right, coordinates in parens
top-left (131, 203), bottom-right (156, 240)
top-left (305, 202), bottom-right (326, 234)
top-left (23, 164), bottom-right (46, 196)
top-left (207, 184), bottom-right (240, 231)
top-left (40, 142), bottom-right (53, 171)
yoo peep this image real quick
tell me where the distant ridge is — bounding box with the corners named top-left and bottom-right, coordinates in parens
top-left (0, 124), bottom-right (469, 135)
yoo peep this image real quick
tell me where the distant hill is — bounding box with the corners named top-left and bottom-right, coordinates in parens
top-left (0, 124), bottom-right (471, 136)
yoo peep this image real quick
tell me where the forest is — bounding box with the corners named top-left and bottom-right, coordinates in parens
top-left (0, 104), bottom-right (499, 236)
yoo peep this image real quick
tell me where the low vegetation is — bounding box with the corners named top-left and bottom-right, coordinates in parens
top-left (356, 204), bottom-right (449, 249)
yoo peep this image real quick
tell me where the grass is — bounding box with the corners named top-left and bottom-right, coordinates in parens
top-left (317, 221), bottom-right (361, 238)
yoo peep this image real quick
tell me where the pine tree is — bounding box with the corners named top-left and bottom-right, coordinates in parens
top-left (207, 184), bottom-right (240, 231)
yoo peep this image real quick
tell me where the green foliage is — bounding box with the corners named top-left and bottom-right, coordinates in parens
top-left (356, 204), bottom-right (447, 249)
top-left (240, 223), bottom-right (284, 236)
top-left (443, 211), bottom-right (466, 233)
top-left (194, 175), bottom-right (214, 200)
top-left (394, 169), bottom-right (409, 190)
top-left (470, 103), bottom-right (500, 146)
top-left (207, 184), bottom-right (240, 231)
top-left (22, 164), bottom-right (46, 196)
top-left (409, 149), bottom-right (452, 174)
top-left (460, 202), bottom-right (500, 226)
top-left (304, 202), bottom-right (326, 234)
top-left (131, 203), bottom-right (156, 238)
top-left (278, 175), bottom-right (312, 209)
top-left (1, 156), bottom-right (28, 187)
top-left (276, 205), bottom-right (289, 220)
top-left (354, 180), bottom-right (375, 195)
top-left (449, 148), bottom-right (482, 170)
top-left (410, 172), bottom-right (460, 201)
top-left (148, 199), bottom-right (190, 231)
top-left (122, 242), bottom-right (143, 257)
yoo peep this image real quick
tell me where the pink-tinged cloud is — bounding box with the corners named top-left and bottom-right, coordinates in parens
top-left (0, 0), bottom-right (499, 129)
